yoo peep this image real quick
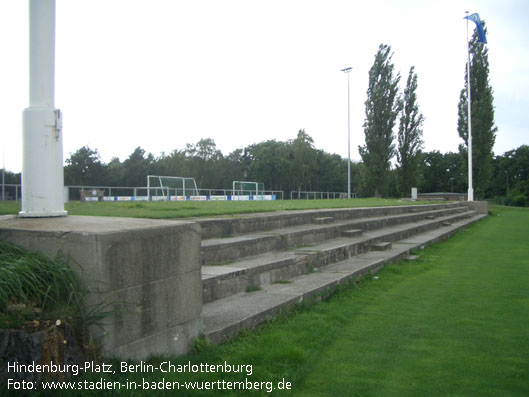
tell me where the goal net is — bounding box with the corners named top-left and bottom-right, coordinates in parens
top-left (147, 175), bottom-right (199, 200)
top-left (232, 181), bottom-right (265, 196)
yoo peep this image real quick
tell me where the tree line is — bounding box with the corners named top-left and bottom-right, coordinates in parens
top-left (2, 136), bottom-right (527, 205)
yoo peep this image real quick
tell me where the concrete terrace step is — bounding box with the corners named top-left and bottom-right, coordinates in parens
top-left (202, 213), bottom-right (487, 344)
top-left (200, 209), bottom-right (478, 303)
top-left (371, 242), bottom-right (392, 251)
top-left (290, 209), bottom-right (477, 268)
top-left (200, 205), bottom-right (469, 266)
top-left (313, 216), bottom-right (334, 224)
top-left (341, 229), bottom-right (363, 238)
top-left (201, 251), bottom-right (309, 303)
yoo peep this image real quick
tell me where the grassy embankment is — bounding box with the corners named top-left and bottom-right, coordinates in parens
top-left (0, 198), bottom-right (440, 219)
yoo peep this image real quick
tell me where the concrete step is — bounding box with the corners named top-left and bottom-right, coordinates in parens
top-left (201, 251), bottom-right (309, 303)
top-left (202, 213), bottom-right (487, 344)
top-left (371, 242), bottom-right (392, 251)
top-left (201, 209), bottom-right (478, 302)
top-left (293, 209), bottom-right (478, 268)
top-left (313, 216), bottom-right (334, 224)
top-left (341, 229), bottom-right (363, 238)
top-left (200, 205), bottom-right (470, 265)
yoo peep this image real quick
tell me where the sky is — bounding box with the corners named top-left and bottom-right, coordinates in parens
top-left (1, 0), bottom-right (529, 173)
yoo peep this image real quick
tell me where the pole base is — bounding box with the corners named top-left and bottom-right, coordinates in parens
top-left (18, 210), bottom-right (68, 218)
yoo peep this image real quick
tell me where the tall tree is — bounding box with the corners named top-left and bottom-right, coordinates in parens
top-left (397, 66), bottom-right (424, 196)
top-left (64, 146), bottom-right (105, 186)
top-left (185, 138), bottom-right (223, 189)
top-left (247, 140), bottom-right (292, 192)
top-left (359, 44), bottom-right (402, 197)
top-left (291, 129), bottom-right (317, 191)
top-left (457, 20), bottom-right (497, 199)
top-left (121, 147), bottom-right (154, 187)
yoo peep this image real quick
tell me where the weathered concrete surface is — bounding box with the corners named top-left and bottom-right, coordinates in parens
top-left (0, 216), bottom-right (202, 360)
top-left (0, 324), bottom-right (85, 384)
top-left (200, 204), bottom-right (469, 266)
top-left (467, 201), bottom-right (488, 214)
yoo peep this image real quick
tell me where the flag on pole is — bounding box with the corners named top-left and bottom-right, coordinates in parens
top-left (465, 13), bottom-right (487, 44)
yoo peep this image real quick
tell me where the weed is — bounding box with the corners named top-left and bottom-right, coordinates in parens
top-left (245, 285), bottom-right (262, 293)
top-left (273, 280), bottom-right (292, 284)
top-left (191, 335), bottom-right (211, 353)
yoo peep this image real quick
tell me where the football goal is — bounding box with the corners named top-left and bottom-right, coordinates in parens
top-left (232, 181), bottom-right (265, 196)
top-left (147, 175), bottom-right (199, 200)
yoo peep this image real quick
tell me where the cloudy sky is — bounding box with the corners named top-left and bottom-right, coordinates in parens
top-left (1, 0), bottom-right (528, 173)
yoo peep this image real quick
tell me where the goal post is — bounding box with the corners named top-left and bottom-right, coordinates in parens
top-left (147, 175), bottom-right (199, 200)
top-left (232, 181), bottom-right (264, 196)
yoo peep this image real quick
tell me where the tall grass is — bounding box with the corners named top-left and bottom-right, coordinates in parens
top-left (0, 239), bottom-right (84, 322)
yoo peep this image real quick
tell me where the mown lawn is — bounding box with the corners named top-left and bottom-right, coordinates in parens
top-left (0, 198), bottom-right (439, 219)
top-left (16, 205), bottom-right (528, 396)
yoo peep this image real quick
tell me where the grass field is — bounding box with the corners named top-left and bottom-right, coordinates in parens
top-left (13, 205), bottom-right (528, 396)
top-left (0, 198), bottom-right (441, 219)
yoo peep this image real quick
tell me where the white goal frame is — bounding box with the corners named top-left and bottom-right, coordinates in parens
top-left (147, 175), bottom-right (199, 200)
top-left (232, 181), bottom-right (264, 196)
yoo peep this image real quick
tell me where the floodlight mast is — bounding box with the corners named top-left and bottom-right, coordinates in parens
top-left (19, 0), bottom-right (67, 217)
top-left (341, 67), bottom-right (352, 199)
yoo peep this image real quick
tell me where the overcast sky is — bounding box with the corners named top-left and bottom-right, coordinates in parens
top-left (2, 0), bottom-right (528, 173)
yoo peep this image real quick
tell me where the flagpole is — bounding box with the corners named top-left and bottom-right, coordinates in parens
top-left (466, 11), bottom-right (474, 201)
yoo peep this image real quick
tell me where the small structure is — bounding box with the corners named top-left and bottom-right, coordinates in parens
top-left (417, 192), bottom-right (468, 201)
top-left (80, 189), bottom-right (105, 202)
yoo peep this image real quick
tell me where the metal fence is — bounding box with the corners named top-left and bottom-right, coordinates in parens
top-left (1, 184), bottom-right (357, 202)
top-left (0, 184), bottom-right (284, 201)
top-left (290, 191), bottom-right (355, 200)
top-left (0, 184), bottom-right (21, 201)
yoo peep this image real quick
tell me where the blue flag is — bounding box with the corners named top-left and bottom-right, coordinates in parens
top-left (465, 13), bottom-right (487, 44)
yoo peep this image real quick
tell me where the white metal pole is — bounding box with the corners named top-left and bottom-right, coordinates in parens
top-left (466, 11), bottom-right (474, 202)
top-left (19, 0), bottom-right (67, 217)
top-left (347, 71), bottom-right (351, 199)
top-left (2, 154), bottom-right (5, 201)
top-left (341, 67), bottom-right (352, 199)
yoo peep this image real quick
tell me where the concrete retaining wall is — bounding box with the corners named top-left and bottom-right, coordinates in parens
top-left (0, 216), bottom-right (202, 361)
top-left (467, 201), bottom-right (488, 214)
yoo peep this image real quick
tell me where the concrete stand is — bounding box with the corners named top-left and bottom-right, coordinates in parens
top-left (0, 216), bottom-right (202, 360)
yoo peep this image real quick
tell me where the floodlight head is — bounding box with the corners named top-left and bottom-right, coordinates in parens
top-left (341, 67), bottom-right (352, 73)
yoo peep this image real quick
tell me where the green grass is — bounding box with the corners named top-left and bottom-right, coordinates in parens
top-left (0, 198), bottom-right (441, 219)
top-left (18, 205), bottom-right (528, 396)
top-left (293, 206), bottom-right (529, 396)
top-left (245, 285), bottom-right (262, 293)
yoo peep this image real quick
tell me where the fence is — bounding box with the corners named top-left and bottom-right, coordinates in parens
top-left (1, 185), bottom-right (357, 202)
top-left (0, 185), bottom-right (284, 201)
top-left (290, 191), bottom-right (355, 200)
top-left (0, 184), bottom-right (21, 201)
